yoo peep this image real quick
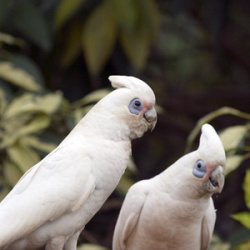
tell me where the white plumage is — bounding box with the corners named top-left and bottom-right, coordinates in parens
top-left (113, 124), bottom-right (226, 250)
top-left (0, 75), bottom-right (157, 250)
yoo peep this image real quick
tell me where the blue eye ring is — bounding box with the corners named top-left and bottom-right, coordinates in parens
top-left (128, 98), bottom-right (144, 115)
top-left (193, 159), bottom-right (207, 178)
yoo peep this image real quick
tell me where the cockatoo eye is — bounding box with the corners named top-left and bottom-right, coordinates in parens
top-left (193, 159), bottom-right (207, 178)
top-left (128, 98), bottom-right (144, 115)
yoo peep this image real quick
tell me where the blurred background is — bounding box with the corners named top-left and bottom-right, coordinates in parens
top-left (0, 0), bottom-right (250, 249)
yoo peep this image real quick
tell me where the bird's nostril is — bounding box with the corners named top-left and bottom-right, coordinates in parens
top-left (209, 177), bottom-right (218, 187)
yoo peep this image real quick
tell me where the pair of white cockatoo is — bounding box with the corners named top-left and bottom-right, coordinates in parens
top-left (0, 75), bottom-right (225, 250)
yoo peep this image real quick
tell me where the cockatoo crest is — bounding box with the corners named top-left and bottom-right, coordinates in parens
top-left (109, 75), bottom-right (153, 92)
top-left (198, 124), bottom-right (226, 169)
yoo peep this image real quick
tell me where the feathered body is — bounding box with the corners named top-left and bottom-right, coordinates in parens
top-left (113, 124), bottom-right (226, 250)
top-left (0, 76), bottom-right (157, 250)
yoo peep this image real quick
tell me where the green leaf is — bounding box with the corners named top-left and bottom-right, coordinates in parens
top-left (209, 234), bottom-right (231, 250)
top-left (127, 156), bottom-right (137, 173)
top-left (220, 126), bottom-right (247, 152)
top-left (185, 107), bottom-right (250, 153)
top-left (71, 89), bottom-right (110, 108)
top-left (54, 0), bottom-right (86, 30)
top-left (116, 170), bottom-right (134, 195)
top-left (232, 212), bottom-right (250, 229)
top-left (8, 0), bottom-right (51, 50)
top-left (15, 115), bottom-right (51, 137)
top-left (233, 240), bottom-right (250, 250)
top-left (120, 24), bottom-right (150, 70)
top-left (69, 89), bottom-right (110, 126)
top-left (3, 92), bottom-right (63, 118)
top-left (1, 114), bottom-right (51, 148)
top-left (230, 227), bottom-right (250, 249)
top-left (138, 0), bottom-right (160, 40)
top-left (7, 143), bottom-right (40, 173)
top-left (109, 0), bottom-right (138, 29)
top-left (119, 0), bottom-right (159, 70)
top-left (0, 32), bottom-right (25, 47)
top-left (0, 79), bottom-right (12, 114)
top-left (3, 160), bottom-right (22, 187)
top-left (225, 155), bottom-right (244, 176)
top-left (21, 135), bottom-right (57, 153)
top-left (0, 62), bottom-right (42, 91)
top-left (0, 87), bottom-right (7, 114)
top-left (71, 106), bottom-right (92, 125)
top-left (61, 20), bottom-right (83, 68)
top-left (5, 53), bottom-right (45, 88)
top-left (0, 114), bottom-right (32, 148)
top-left (77, 243), bottom-right (109, 250)
top-left (82, 0), bottom-right (118, 74)
top-left (243, 170), bottom-right (250, 210)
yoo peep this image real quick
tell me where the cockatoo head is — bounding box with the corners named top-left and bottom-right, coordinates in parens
top-left (106, 75), bottom-right (157, 139)
top-left (187, 124), bottom-right (226, 196)
top-left (172, 124), bottom-right (226, 198)
top-left (82, 75), bottom-right (157, 140)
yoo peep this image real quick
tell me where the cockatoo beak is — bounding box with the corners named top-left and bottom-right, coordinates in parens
top-left (144, 107), bottom-right (157, 131)
top-left (206, 165), bottom-right (225, 193)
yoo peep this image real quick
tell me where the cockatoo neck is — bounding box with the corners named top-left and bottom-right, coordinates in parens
top-left (75, 115), bottom-right (131, 142)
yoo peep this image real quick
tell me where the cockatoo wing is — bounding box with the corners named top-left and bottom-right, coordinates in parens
top-left (201, 198), bottom-right (216, 250)
top-left (113, 181), bottom-right (148, 250)
top-left (0, 139), bottom-right (96, 245)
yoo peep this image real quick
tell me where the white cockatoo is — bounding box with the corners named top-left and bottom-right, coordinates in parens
top-left (113, 124), bottom-right (226, 250)
top-left (0, 75), bottom-right (157, 250)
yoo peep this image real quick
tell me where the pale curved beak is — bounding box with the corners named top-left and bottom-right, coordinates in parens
top-left (206, 165), bottom-right (225, 193)
top-left (144, 107), bottom-right (157, 131)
